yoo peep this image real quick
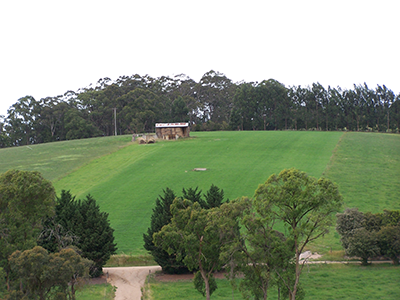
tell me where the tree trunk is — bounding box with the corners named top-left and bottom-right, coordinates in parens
top-left (356, 117), bottom-right (359, 131)
top-left (290, 236), bottom-right (301, 300)
top-left (326, 116), bottom-right (328, 131)
top-left (387, 111), bottom-right (390, 132)
top-left (71, 279), bottom-right (76, 300)
top-left (200, 269), bottom-right (211, 300)
top-left (361, 257), bottom-right (369, 266)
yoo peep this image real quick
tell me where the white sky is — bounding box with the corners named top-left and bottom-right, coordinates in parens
top-left (1, 0), bottom-right (399, 117)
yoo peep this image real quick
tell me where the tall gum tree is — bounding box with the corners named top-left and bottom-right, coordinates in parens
top-left (153, 198), bottom-right (239, 300)
top-left (254, 168), bottom-right (343, 300)
top-left (0, 170), bottom-right (55, 290)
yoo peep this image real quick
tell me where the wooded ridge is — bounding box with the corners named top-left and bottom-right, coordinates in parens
top-left (1, 70), bottom-right (399, 147)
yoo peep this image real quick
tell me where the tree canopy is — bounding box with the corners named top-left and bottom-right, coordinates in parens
top-left (0, 170), bottom-right (55, 289)
top-left (38, 190), bottom-right (117, 277)
top-left (9, 246), bottom-right (91, 300)
top-left (143, 185), bottom-right (228, 274)
top-left (336, 208), bottom-right (400, 265)
top-left (254, 168), bottom-right (343, 300)
top-left (153, 198), bottom-right (239, 300)
top-left (150, 172), bottom-right (341, 300)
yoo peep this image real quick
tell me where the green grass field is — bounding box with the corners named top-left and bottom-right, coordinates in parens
top-left (0, 135), bottom-right (132, 181)
top-left (52, 131), bottom-right (343, 253)
top-left (75, 283), bottom-right (115, 300)
top-left (325, 132), bottom-right (400, 212)
top-left (144, 264), bottom-right (400, 300)
top-left (1, 131), bottom-right (399, 255)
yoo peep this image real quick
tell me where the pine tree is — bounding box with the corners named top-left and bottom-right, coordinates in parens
top-left (182, 187), bottom-right (207, 208)
top-left (39, 190), bottom-right (117, 277)
top-left (76, 194), bottom-right (117, 277)
top-left (143, 188), bottom-right (188, 273)
top-left (203, 184), bottom-right (226, 209)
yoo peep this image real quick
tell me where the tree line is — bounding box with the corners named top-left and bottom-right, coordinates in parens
top-left (0, 170), bottom-right (116, 299)
top-left (1, 70), bottom-right (399, 147)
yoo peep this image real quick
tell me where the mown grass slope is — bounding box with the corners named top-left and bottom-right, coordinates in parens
top-left (1, 131), bottom-right (399, 255)
top-left (325, 132), bottom-right (400, 212)
top-left (0, 135), bottom-right (132, 181)
top-left (51, 131), bottom-right (343, 253)
top-left (307, 132), bottom-right (400, 253)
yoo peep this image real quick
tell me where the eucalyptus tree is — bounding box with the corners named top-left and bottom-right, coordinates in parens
top-left (230, 82), bottom-right (257, 130)
top-left (77, 88), bottom-right (114, 136)
top-left (9, 246), bottom-right (92, 300)
top-left (154, 198), bottom-right (240, 300)
top-left (6, 96), bottom-right (39, 145)
top-left (376, 84), bottom-right (395, 131)
top-left (35, 95), bottom-right (71, 142)
top-left (220, 197), bottom-right (296, 300)
top-left (390, 94), bottom-right (400, 132)
top-left (328, 86), bottom-right (345, 130)
top-left (64, 107), bottom-right (100, 140)
top-left (257, 79), bottom-right (290, 130)
top-left (171, 96), bottom-right (189, 122)
top-left (117, 88), bottom-right (160, 133)
top-left (0, 115), bottom-right (10, 148)
top-left (254, 168), bottom-right (343, 300)
top-left (0, 170), bottom-right (55, 290)
top-left (300, 86), bottom-right (315, 130)
top-left (311, 83), bottom-right (326, 130)
top-left (289, 85), bottom-right (307, 130)
top-left (154, 199), bottom-right (218, 300)
top-left (194, 70), bottom-right (236, 124)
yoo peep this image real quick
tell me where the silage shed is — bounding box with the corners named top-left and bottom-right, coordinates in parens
top-left (155, 122), bottom-right (190, 139)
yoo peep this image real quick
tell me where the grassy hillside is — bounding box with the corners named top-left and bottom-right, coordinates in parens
top-left (0, 135), bottom-right (132, 181)
top-left (1, 131), bottom-right (399, 255)
top-left (305, 132), bottom-right (400, 253)
top-left (52, 131), bottom-right (343, 253)
top-left (325, 132), bottom-right (400, 212)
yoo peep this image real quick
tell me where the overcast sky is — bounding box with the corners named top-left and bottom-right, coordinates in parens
top-left (1, 0), bottom-right (399, 117)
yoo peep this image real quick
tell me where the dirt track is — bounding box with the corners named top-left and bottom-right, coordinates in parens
top-left (103, 254), bottom-right (393, 299)
top-left (104, 266), bottom-right (161, 300)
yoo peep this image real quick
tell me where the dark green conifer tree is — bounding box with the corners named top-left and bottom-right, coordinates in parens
top-left (143, 188), bottom-right (188, 273)
top-left (39, 190), bottom-right (117, 277)
top-left (77, 194), bottom-right (117, 277)
top-left (203, 184), bottom-right (226, 209)
top-left (182, 187), bottom-right (206, 208)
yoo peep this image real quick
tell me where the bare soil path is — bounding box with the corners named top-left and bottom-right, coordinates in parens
top-left (104, 266), bottom-right (161, 300)
top-left (103, 253), bottom-right (393, 299)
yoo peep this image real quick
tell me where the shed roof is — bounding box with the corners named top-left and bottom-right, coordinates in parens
top-left (155, 122), bottom-right (189, 128)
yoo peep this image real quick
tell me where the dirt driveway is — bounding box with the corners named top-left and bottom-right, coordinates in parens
top-left (104, 266), bottom-right (161, 300)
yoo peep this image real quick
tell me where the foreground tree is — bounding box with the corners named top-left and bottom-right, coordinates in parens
top-left (222, 197), bottom-right (293, 300)
top-left (39, 190), bottom-right (117, 277)
top-left (0, 170), bottom-right (55, 290)
top-left (153, 198), bottom-right (239, 300)
top-left (9, 246), bottom-right (91, 300)
top-left (254, 168), bottom-right (343, 300)
top-left (144, 185), bottom-right (227, 274)
top-left (143, 188), bottom-right (187, 273)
